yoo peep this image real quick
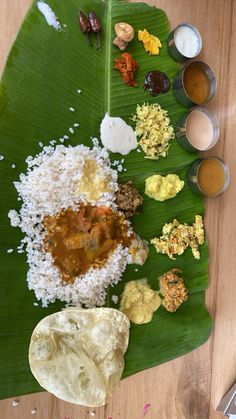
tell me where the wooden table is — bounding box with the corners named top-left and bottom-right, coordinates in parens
top-left (0, 1), bottom-right (235, 418)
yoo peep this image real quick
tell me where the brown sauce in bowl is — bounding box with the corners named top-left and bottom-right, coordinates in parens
top-left (183, 63), bottom-right (210, 104)
top-left (198, 158), bottom-right (225, 196)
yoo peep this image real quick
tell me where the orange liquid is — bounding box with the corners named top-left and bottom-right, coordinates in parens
top-left (44, 206), bottom-right (131, 283)
top-left (198, 158), bottom-right (225, 196)
top-left (183, 63), bottom-right (210, 104)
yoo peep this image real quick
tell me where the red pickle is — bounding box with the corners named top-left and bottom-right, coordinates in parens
top-left (114, 53), bottom-right (138, 87)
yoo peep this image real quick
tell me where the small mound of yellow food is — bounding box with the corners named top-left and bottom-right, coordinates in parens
top-left (138, 29), bottom-right (162, 55)
top-left (145, 174), bottom-right (184, 202)
top-left (76, 159), bottom-right (110, 201)
top-left (133, 103), bottom-right (175, 159)
top-left (120, 279), bottom-right (161, 324)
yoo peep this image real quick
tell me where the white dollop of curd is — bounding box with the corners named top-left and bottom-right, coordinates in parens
top-left (100, 113), bottom-right (138, 155)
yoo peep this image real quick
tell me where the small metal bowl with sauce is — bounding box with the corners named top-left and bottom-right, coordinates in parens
top-left (188, 157), bottom-right (230, 197)
top-left (173, 61), bottom-right (217, 108)
top-left (176, 107), bottom-right (220, 152)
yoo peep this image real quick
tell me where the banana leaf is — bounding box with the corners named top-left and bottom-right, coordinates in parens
top-left (0, 0), bottom-right (212, 399)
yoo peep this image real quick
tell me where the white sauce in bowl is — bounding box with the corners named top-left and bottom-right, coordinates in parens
top-left (174, 25), bottom-right (201, 58)
top-left (186, 110), bottom-right (214, 150)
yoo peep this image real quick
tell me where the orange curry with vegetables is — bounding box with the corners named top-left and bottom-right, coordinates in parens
top-left (44, 205), bottom-right (131, 283)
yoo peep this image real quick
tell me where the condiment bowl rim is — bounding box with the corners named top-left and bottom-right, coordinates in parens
top-left (173, 22), bottom-right (203, 58)
top-left (185, 106), bottom-right (220, 151)
top-left (196, 156), bottom-right (230, 197)
top-left (181, 60), bottom-right (217, 105)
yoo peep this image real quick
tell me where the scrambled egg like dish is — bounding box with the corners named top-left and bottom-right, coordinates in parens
top-left (145, 174), bottom-right (184, 202)
top-left (120, 279), bottom-right (161, 324)
top-left (138, 29), bottom-right (162, 55)
top-left (151, 215), bottom-right (204, 260)
top-left (133, 103), bottom-right (175, 159)
top-left (159, 269), bottom-right (188, 312)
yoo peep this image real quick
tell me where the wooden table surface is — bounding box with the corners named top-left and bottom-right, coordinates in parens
top-left (0, 1), bottom-right (235, 418)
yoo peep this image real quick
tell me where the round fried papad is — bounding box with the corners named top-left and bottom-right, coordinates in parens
top-left (29, 308), bottom-right (130, 406)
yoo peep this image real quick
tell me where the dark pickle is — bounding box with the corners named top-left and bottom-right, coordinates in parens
top-left (88, 12), bottom-right (102, 49)
top-left (78, 11), bottom-right (91, 45)
top-left (78, 10), bottom-right (102, 49)
top-left (144, 70), bottom-right (170, 96)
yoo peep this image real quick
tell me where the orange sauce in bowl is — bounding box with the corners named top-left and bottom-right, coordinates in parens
top-left (198, 158), bottom-right (225, 196)
top-left (183, 62), bottom-right (210, 104)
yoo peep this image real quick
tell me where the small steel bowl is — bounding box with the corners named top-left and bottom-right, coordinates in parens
top-left (168, 23), bottom-right (202, 62)
top-left (188, 157), bottom-right (230, 197)
top-left (173, 61), bottom-right (217, 108)
top-left (176, 107), bottom-right (220, 152)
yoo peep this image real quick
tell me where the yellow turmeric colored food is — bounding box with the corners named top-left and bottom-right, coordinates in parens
top-left (151, 215), bottom-right (205, 260)
top-left (120, 279), bottom-right (161, 324)
top-left (138, 29), bottom-right (162, 55)
top-left (133, 103), bottom-right (175, 159)
top-left (145, 174), bottom-right (184, 202)
top-left (76, 159), bottom-right (110, 201)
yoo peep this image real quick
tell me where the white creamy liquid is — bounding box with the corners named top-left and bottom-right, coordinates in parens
top-left (174, 25), bottom-right (200, 58)
top-left (186, 110), bottom-right (214, 150)
top-left (100, 113), bottom-right (137, 155)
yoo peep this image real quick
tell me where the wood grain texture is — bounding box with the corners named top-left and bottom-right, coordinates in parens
top-left (0, 1), bottom-right (235, 418)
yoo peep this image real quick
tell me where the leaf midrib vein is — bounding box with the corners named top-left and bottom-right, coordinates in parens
top-left (105, 0), bottom-right (112, 115)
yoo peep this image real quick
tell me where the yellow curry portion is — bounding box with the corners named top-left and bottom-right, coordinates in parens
top-left (145, 174), bottom-right (184, 202)
top-left (120, 279), bottom-right (161, 324)
top-left (76, 159), bottom-right (111, 201)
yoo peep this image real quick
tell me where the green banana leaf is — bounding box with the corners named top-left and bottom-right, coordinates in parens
top-left (0, 0), bottom-right (212, 399)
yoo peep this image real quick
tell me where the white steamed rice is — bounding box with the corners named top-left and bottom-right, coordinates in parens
top-left (8, 143), bottom-right (132, 307)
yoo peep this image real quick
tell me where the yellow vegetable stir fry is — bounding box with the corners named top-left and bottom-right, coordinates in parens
top-left (133, 103), bottom-right (175, 159)
top-left (151, 215), bottom-right (205, 260)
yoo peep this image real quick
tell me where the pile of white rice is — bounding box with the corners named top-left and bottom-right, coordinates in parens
top-left (8, 142), bottom-right (132, 307)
